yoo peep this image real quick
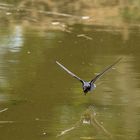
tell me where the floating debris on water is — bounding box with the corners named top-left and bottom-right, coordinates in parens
top-left (27, 51), bottom-right (31, 54)
top-left (42, 132), bottom-right (47, 136)
top-left (77, 34), bottom-right (93, 40)
top-left (0, 121), bottom-right (14, 124)
top-left (51, 22), bottom-right (60, 25)
top-left (58, 40), bottom-right (63, 43)
top-left (80, 136), bottom-right (95, 139)
top-left (100, 122), bottom-right (103, 125)
top-left (0, 108), bottom-right (8, 113)
top-left (81, 16), bottom-right (90, 20)
top-left (35, 118), bottom-right (40, 121)
top-left (6, 12), bottom-right (12, 16)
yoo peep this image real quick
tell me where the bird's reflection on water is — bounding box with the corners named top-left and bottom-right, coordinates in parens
top-left (57, 106), bottom-right (112, 138)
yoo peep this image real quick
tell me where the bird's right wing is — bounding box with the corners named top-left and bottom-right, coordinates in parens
top-left (90, 58), bottom-right (121, 84)
top-left (56, 61), bottom-right (84, 83)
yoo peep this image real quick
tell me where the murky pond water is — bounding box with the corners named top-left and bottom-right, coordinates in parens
top-left (0, 23), bottom-right (140, 140)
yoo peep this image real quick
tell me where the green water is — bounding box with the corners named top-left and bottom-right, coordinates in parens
top-left (0, 24), bottom-right (140, 140)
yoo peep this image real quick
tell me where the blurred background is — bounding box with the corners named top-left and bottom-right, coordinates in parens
top-left (0, 0), bottom-right (140, 140)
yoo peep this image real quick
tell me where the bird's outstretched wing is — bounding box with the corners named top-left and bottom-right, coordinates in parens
top-left (90, 58), bottom-right (121, 84)
top-left (56, 61), bottom-right (84, 83)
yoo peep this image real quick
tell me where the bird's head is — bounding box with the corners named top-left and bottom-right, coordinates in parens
top-left (82, 82), bottom-right (91, 95)
top-left (83, 86), bottom-right (90, 95)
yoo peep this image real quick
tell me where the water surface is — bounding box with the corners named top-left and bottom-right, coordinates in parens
top-left (0, 24), bottom-right (140, 140)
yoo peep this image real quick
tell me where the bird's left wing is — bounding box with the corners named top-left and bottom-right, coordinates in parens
top-left (56, 61), bottom-right (84, 83)
top-left (90, 58), bottom-right (121, 84)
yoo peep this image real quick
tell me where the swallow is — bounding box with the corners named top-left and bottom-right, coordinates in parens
top-left (56, 58), bottom-right (121, 95)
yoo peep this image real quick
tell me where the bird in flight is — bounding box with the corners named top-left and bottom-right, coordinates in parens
top-left (56, 58), bottom-right (121, 95)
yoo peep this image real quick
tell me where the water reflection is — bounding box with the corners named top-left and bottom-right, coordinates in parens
top-left (0, 25), bottom-right (23, 53)
top-left (0, 24), bottom-right (139, 140)
top-left (8, 26), bottom-right (23, 52)
top-left (0, 25), bottom-right (23, 103)
top-left (57, 106), bottom-right (112, 138)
